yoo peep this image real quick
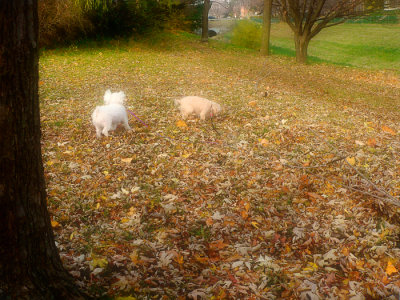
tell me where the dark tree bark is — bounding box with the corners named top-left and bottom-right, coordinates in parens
top-left (201, 0), bottom-right (212, 42)
top-left (260, 0), bottom-right (273, 55)
top-left (0, 1), bottom-right (87, 299)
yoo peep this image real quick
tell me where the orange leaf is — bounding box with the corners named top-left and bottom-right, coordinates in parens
top-left (248, 101), bottom-right (257, 107)
top-left (51, 220), bottom-right (60, 228)
top-left (206, 217), bottom-right (213, 226)
top-left (175, 253), bottom-right (184, 265)
top-left (367, 138), bottom-right (377, 147)
top-left (209, 239), bottom-right (228, 250)
top-left (386, 261), bottom-right (398, 275)
top-left (382, 125), bottom-right (396, 136)
top-left (306, 192), bottom-right (322, 201)
top-left (176, 120), bottom-right (187, 128)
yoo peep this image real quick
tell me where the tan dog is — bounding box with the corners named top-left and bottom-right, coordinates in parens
top-left (175, 96), bottom-right (222, 120)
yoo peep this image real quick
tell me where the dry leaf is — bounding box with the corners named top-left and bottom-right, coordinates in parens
top-left (121, 157), bottom-right (133, 163)
top-left (176, 120), bottom-right (187, 128)
top-left (382, 125), bottom-right (396, 135)
top-left (386, 261), bottom-right (398, 275)
top-left (346, 157), bottom-right (356, 166)
top-left (367, 138), bottom-right (377, 147)
top-left (51, 220), bottom-right (60, 228)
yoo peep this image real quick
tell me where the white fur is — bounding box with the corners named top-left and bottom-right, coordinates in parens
top-left (92, 90), bottom-right (130, 138)
top-left (175, 96), bottom-right (222, 120)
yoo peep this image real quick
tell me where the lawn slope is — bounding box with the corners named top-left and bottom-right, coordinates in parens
top-left (40, 33), bottom-right (400, 298)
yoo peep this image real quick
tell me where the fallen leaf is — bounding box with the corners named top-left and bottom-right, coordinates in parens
top-left (176, 120), bottom-right (187, 128)
top-left (121, 157), bottom-right (133, 163)
top-left (382, 125), bottom-right (396, 135)
top-left (367, 138), bottom-right (377, 147)
top-left (51, 220), bottom-right (60, 228)
top-left (346, 157), bottom-right (356, 166)
top-left (386, 261), bottom-right (398, 275)
top-left (209, 239), bottom-right (228, 250)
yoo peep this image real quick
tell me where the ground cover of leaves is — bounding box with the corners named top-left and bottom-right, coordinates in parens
top-left (40, 33), bottom-right (400, 299)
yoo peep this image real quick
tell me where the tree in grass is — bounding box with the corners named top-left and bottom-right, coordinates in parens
top-left (0, 1), bottom-right (88, 298)
top-left (276, 0), bottom-right (376, 63)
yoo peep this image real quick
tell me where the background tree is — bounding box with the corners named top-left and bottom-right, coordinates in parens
top-left (277, 0), bottom-right (377, 63)
top-left (201, 0), bottom-right (212, 41)
top-left (260, 0), bottom-right (273, 55)
top-left (0, 1), bottom-right (86, 298)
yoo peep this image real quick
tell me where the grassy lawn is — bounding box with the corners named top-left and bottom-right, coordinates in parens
top-left (40, 32), bottom-right (400, 298)
top-left (226, 20), bottom-right (400, 71)
top-left (271, 22), bottom-right (400, 70)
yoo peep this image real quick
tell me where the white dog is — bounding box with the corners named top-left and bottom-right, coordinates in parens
top-left (91, 89), bottom-right (131, 138)
top-left (175, 96), bottom-right (222, 120)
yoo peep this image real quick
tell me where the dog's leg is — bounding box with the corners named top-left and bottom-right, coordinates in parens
top-left (200, 111), bottom-right (207, 120)
top-left (122, 118), bottom-right (131, 130)
top-left (102, 121), bottom-right (111, 137)
top-left (96, 126), bottom-right (102, 138)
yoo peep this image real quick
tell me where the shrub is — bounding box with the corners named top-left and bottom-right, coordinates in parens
top-left (38, 0), bottom-right (91, 47)
top-left (231, 20), bottom-right (262, 50)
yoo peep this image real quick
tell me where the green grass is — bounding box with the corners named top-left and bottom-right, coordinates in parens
top-left (229, 21), bottom-right (400, 71)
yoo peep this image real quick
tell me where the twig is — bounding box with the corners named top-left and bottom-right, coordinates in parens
top-left (307, 127), bottom-right (400, 207)
top-left (343, 159), bottom-right (399, 204)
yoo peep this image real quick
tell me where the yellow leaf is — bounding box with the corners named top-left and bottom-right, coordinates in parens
top-left (91, 257), bottom-right (108, 268)
top-left (248, 101), bottom-right (257, 107)
top-left (121, 157), bottom-right (133, 163)
top-left (182, 152), bottom-right (191, 158)
top-left (130, 251), bottom-right (139, 264)
top-left (51, 220), bottom-right (60, 228)
top-left (303, 262), bottom-right (318, 272)
top-left (121, 218), bottom-right (130, 223)
top-left (346, 157), bottom-right (356, 166)
top-left (386, 261), bottom-right (398, 275)
top-left (251, 221), bottom-right (259, 228)
top-left (103, 171), bottom-right (109, 175)
top-left (70, 231), bottom-right (77, 240)
top-left (116, 297), bottom-right (137, 300)
top-left (96, 203), bottom-right (100, 209)
top-left (176, 120), bottom-right (187, 128)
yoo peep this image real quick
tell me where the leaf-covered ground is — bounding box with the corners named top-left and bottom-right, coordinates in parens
top-left (40, 33), bottom-right (400, 299)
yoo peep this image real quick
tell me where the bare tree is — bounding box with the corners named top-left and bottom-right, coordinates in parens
top-left (260, 0), bottom-right (273, 55)
top-left (277, 0), bottom-right (375, 63)
top-left (0, 1), bottom-right (88, 298)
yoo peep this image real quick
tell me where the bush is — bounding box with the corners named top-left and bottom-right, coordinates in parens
top-left (38, 0), bottom-right (91, 47)
top-left (231, 20), bottom-right (262, 50)
top-left (38, 0), bottom-right (203, 47)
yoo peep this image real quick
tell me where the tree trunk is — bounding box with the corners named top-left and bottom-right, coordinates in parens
top-left (294, 33), bottom-right (310, 63)
top-left (260, 0), bottom-right (273, 56)
top-left (201, 0), bottom-right (211, 42)
top-left (0, 1), bottom-right (87, 299)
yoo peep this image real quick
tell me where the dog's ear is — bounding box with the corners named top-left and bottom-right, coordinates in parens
top-left (104, 89), bottom-right (112, 104)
